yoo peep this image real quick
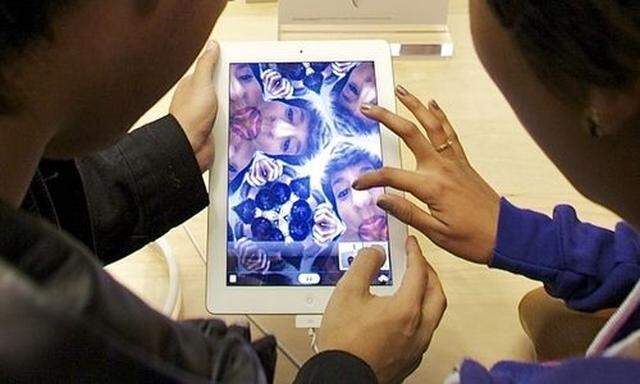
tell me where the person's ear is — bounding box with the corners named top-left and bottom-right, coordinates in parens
top-left (586, 81), bottom-right (640, 138)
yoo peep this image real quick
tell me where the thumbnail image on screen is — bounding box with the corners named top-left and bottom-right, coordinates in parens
top-left (227, 61), bottom-right (392, 286)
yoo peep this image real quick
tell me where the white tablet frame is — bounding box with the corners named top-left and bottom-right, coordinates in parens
top-left (207, 40), bottom-right (406, 314)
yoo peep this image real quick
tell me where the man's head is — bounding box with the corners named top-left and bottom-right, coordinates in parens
top-left (228, 97), bottom-right (329, 182)
top-left (331, 63), bottom-right (379, 137)
top-left (322, 143), bottom-right (387, 242)
top-left (0, 0), bottom-right (227, 157)
top-left (254, 98), bottom-right (330, 164)
top-left (230, 63), bottom-right (263, 116)
top-left (471, 0), bottom-right (640, 227)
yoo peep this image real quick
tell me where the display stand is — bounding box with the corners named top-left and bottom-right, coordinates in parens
top-left (278, 0), bottom-right (453, 58)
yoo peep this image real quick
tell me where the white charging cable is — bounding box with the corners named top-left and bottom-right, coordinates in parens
top-left (308, 328), bottom-right (320, 354)
top-left (149, 237), bottom-right (182, 319)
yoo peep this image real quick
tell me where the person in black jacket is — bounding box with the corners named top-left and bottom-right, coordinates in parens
top-left (0, 1), bottom-right (446, 383)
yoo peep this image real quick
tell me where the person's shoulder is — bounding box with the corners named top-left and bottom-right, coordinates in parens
top-left (0, 199), bottom-right (89, 262)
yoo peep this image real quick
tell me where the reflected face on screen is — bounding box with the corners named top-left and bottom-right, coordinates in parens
top-left (230, 64), bottom-right (263, 114)
top-left (330, 161), bottom-right (387, 242)
top-left (229, 134), bottom-right (256, 182)
top-left (229, 64), bottom-right (263, 181)
top-left (338, 63), bottom-right (377, 125)
top-left (255, 100), bottom-right (311, 156)
top-left (228, 100), bottom-right (314, 181)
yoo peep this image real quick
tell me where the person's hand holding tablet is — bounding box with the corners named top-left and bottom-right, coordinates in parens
top-left (316, 236), bottom-right (447, 384)
top-left (170, 41), bottom-right (220, 173)
top-left (355, 86), bottom-right (501, 265)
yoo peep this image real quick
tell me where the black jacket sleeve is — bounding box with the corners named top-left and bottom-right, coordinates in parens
top-left (294, 351), bottom-right (378, 384)
top-left (0, 202), bottom-right (275, 383)
top-left (76, 115), bottom-right (208, 264)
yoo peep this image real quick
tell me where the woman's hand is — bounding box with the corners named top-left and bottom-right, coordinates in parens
top-left (355, 87), bottom-right (501, 265)
top-left (170, 41), bottom-right (219, 173)
top-left (318, 237), bottom-right (446, 384)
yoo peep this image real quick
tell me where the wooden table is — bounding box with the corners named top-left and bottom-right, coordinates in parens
top-left (109, 2), bottom-right (620, 383)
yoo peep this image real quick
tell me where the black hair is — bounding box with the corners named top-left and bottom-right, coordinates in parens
top-left (246, 64), bottom-right (331, 163)
top-left (486, 1), bottom-right (640, 104)
top-left (0, 1), bottom-right (74, 112)
top-left (249, 63), bottom-right (263, 89)
top-left (0, 2), bottom-right (69, 52)
top-left (275, 97), bottom-right (331, 165)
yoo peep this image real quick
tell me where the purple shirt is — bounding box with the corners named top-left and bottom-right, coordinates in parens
top-left (460, 198), bottom-right (640, 383)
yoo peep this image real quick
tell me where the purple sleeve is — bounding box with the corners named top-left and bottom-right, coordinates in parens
top-left (490, 198), bottom-right (640, 311)
top-left (459, 358), bottom-right (640, 384)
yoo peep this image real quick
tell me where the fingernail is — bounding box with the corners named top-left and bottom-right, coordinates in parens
top-left (206, 40), bottom-right (219, 51)
top-left (360, 103), bottom-right (373, 112)
top-left (352, 180), bottom-right (361, 190)
top-left (371, 245), bottom-right (387, 255)
top-left (396, 85), bottom-right (409, 97)
top-left (377, 197), bottom-right (392, 211)
top-left (429, 100), bottom-right (440, 111)
top-left (406, 236), bottom-right (419, 250)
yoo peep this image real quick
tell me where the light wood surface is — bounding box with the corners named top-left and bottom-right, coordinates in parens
top-left (115, 2), bottom-right (621, 383)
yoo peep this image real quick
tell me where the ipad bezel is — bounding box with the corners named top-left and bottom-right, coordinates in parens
top-left (207, 40), bottom-right (406, 314)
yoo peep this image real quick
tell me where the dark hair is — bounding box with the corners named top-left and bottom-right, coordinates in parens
top-left (249, 64), bottom-right (263, 89)
top-left (321, 142), bottom-right (383, 216)
top-left (275, 97), bottom-right (331, 164)
top-left (249, 65), bottom-right (330, 163)
top-left (486, 1), bottom-right (640, 103)
top-left (0, 1), bottom-right (74, 112)
top-left (330, 68), bottom-right (379, 136)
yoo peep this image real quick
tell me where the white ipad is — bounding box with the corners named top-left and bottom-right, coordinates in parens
top-left (207, 40), bottom-right (407, 314)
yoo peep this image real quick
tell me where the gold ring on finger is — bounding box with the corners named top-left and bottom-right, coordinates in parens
top-left (436, 138), bottom-right (454, 153)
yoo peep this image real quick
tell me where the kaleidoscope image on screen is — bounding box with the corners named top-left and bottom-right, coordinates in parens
top-left (227, 61), bottom-right (392, 286)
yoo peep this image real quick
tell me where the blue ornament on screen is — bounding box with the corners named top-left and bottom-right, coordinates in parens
top-left (251, 217), bottom-right (275, 242)
top-left (278, 63), bottom-right (306, 81)
top-left (233, 199), bottom-right (257, 224)
top-left (304, 73), bottom-right (324, 94)
top-left (271, 182), bottom-right (292, 205)
top-left (255, 187), bottom-right (277, 211)
top-left (311, 62), bottom-right (330, 72)
top-left (290, 176), bottom-right (311, 200)
top-left (227, 223), bottom-right (234, 242)
top-left (291, 200), bottom-right (313, 222)
top-left (271, 228), bottom-right (285, 242)
top-left (289, 219), bottom-right (311, 241)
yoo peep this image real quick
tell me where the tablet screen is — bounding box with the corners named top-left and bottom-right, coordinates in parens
top-left (227, 61), bottom-right (392, 286)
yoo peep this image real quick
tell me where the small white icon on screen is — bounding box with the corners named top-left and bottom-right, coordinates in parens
top-left (338, 242), bottom-right (363, 271)
top-left (378, 275), bottom-right (390, 284)
top-left (339, 242), bottom-right (390, 271)
top-left (298, 273), bottom-right (321, 285)
top-left (229, 274), bottom-right (237, 284)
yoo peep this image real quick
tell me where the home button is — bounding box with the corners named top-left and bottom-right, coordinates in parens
top-left (305, 296), bottom-right (315, 307)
